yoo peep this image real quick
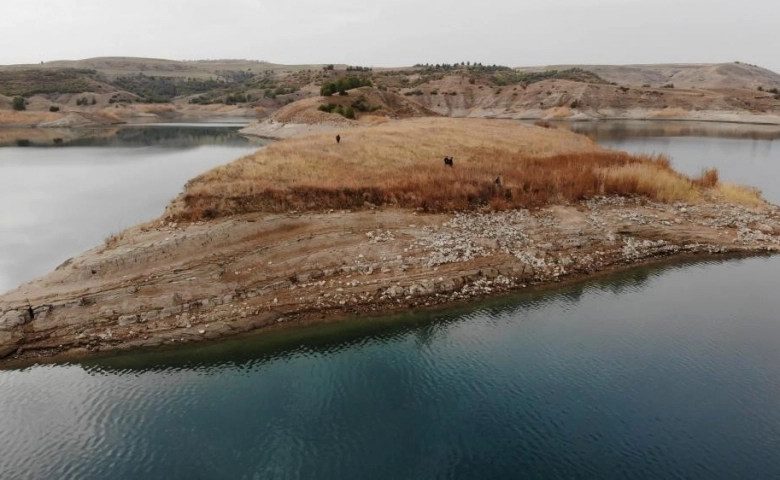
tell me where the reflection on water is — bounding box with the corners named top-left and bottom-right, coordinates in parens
top-left (564, 120), bottom-right (780, 142)
top-left (3, 122), bottom-right (780, 478)
top-left (0, 124), bottom-right (258, 148)
top-left (0, 126), bottom-right (262, 293)
top-left (75, 254), bottom-right (759, 373)
top-left (2, 256), bottom-right (780, 479)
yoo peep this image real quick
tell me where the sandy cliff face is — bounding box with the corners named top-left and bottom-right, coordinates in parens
top-left (401, 78), bottom-right (780, 123)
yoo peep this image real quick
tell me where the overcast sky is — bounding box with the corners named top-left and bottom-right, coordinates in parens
top-left (2, 0), bottom-right (778, 72)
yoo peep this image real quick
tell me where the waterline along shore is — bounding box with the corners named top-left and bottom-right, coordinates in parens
top-left (1, 118), bottom-right (779, 365)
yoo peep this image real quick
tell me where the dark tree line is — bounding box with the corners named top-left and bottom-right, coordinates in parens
top-left (320, 77), bottom-right (372, 96)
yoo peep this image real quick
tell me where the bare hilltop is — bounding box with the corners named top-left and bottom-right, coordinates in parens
top-left (2, 57), bottom-right (780, 133)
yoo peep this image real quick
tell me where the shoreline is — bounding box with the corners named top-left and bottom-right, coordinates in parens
top-left (2, 196), bottom-right (779, 367)
top-left (0, 249), bottom-right (765, 370)
top-left (239, 113), bottom-right (780, 140)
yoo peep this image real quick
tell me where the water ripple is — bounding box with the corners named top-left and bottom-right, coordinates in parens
top-left (3, 257), bottom-right (780, 478)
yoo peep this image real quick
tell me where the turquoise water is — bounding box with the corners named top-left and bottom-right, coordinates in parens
top-left (2, 122), bottom-right (780, 479)
top-left (2, 257), bottom-right (780, 479)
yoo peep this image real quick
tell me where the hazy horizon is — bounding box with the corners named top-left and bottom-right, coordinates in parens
top-left (4, 57), bottom-right (780, 74)
top-left (2, 0), bottom-right (778, 73)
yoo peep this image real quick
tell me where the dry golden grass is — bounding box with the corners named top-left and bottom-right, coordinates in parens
top-left (167, 118), bottom-right (738, 221)
top-left (102, 230), bottom-right (127, 251)
top-left (142, 104), bottom-right (177, 114)
top-left (717, 182), bottom-right (764, 206)
top-left (0, 110), bottom-right (60, 125)
top-left (599, 163), bottom-right (699, 203)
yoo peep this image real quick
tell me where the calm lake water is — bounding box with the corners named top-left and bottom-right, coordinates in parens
top-left (0, 125), bottom-right (262, 293)
top-left (2, 121), bottom-right (780, 479)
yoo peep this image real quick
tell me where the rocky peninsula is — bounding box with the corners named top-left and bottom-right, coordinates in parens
top-left (1, 118), bottom-right (778, 365)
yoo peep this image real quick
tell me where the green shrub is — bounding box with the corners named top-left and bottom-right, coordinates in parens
top-left (351, 98), bottom-right (374, 112)
top-left (12, 96), bottom-right (26, 111)
top-left (492, 68), bottom-right (606, 87)
top-left (320, 77), bottom-right (372, 96)
top-left (318, 103), bottom-right (338, 113)
top-left (49, 105), bottom-right (60, 112)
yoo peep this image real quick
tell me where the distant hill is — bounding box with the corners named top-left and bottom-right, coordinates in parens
top-left (514, 62), bottom-right (780, 90)
top-left (0, 57), bottom-right (321, 79)
top-left (3, 57), bottom-right (780, 127)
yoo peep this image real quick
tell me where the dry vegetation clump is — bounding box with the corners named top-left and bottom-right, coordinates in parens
top-left (166, 118), bottom-right (742, 221)
top-left (102, 230), bottom-right (127, 251)
top-left (142, 104), bottom-right (177, 114)
top-left (717, 183), bottom-right (764, 206)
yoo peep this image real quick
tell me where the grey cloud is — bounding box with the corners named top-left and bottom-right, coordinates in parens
top-left (0, 0), bottom-right (777, 72)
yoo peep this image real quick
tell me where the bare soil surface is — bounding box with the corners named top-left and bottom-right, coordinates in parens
top-left (2, 197), bottom-right (779, 366)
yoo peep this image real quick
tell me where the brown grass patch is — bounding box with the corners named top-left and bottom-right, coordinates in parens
top-left (693, 167), bottom-right (719, 188)
top-left (0, 110), bottom-right (60, 125)
top-left (142, 104), bottom-right (177, 114)
top-left (166, 118), bottom-right (732, 221)
top-left (102, 230), bottom-right (127, 250)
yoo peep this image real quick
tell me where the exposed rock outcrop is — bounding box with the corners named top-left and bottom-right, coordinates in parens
top-left (1, 196), bottom-right (778, 365)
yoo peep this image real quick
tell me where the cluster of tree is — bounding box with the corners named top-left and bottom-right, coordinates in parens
top-left (346, 65), bottom-right (372, 72)
top-left (113, 71), bottom-right (253, 102)
top-left (414, 63), bottom-right (463, 71)
top-left (317, 103), bottom-right (356, 119)
top-left (76, 96), bottom-right (96, 106)
top-left (350, 97), bottom-right (379, 112)
top-left (491, 68), bottom-right (606, 87)
top-left (112, 74), bottom-right (180, 102)
top-left (466, 63), bottom-right (512, 73)
top-left (413, 62), bottom-right (510, 73)
top-left (757, 86), bottom-right (779, 94)
top-left (215, 69), bottom-right (254, 84)
top-left (0, 69), bottom-right (96, 96)
top-left (250, 70), bottom-right (279, 90)
top-left (225, 92), bottom-right (251, 105)
top-left (190, 91), bottom-right (250, 105)
top-left (320, 77), bottom-right (372, 96)
top-left (12, 96), bottom-right (25, 111)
